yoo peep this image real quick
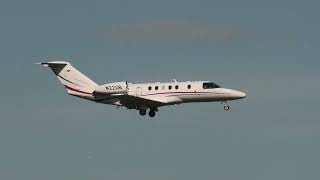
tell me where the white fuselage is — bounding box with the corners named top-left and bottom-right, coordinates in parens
top-left (97, 81), bottom-right (246, 108)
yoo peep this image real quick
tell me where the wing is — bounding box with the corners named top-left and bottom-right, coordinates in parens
top-left (95, 94), bottom-right (182, 109)
top-left (118, 95), bottom-right (165, 109)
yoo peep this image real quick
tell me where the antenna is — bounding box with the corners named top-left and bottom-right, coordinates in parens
top-left (172, 78), bottom-right (178, 83)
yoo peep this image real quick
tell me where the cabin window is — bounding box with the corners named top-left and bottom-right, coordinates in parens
top-left (155, 86), bottom-right (159, 90)
top-left (203, 82), bottom-right (220, 89)
top-left (148, 86), bottom-right (152, 91)
top-left (175, 85), bottom-right (179, 89)
top-left (168, 85), bottom-right (172, 90)
top-left (187, 85), bottom-right (191, 89)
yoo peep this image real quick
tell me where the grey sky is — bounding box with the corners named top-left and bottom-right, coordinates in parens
top-left (0, 0), bottom-right (320, 179)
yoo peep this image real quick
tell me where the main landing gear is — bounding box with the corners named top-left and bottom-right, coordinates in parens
top-left (148, 110), bottom-right (156, 117)
top-left (139, 109), bottom-right (147, 116)
top-left (139, 108), bottom-right (157, 117)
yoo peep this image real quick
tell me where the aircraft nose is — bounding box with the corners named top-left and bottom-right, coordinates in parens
top-left (227, 89), bottom-right (246, 99)
top-left (235, 90), bottom-right (246, 99)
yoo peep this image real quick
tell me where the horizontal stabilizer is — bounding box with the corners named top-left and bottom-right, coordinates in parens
top-left (36, 61), bottom-right (69, 67)
top-left (35, 62), bottom-right (49, 67)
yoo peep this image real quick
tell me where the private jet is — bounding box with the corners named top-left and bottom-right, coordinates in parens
top-left (37, 61), bottom-right (246, 117)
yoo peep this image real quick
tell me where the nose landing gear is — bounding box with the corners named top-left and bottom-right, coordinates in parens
top-left (223, 105), bottom-right (230, 111)
top-left (222, 101), bottom-right (230, 111)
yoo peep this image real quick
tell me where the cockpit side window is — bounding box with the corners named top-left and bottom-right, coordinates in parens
top-left (203, 82), bottom-right (220, 89)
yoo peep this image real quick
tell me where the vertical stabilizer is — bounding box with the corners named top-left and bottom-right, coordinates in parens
top-left (38, 61), bottom-right (98, 98)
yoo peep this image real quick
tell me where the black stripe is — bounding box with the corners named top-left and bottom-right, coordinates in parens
top-left (57, 75), bottom-right (83, 87)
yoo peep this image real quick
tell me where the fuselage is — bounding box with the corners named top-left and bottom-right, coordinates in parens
top-left (97, 81), bottom-right (246, 107)
top-left (130, 81), bottom-right (245, 102)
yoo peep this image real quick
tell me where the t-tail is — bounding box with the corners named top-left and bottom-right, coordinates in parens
top-left (37, 61), bottom-right (98, 99)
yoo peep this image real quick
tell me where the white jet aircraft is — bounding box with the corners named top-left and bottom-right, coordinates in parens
top-left (38, 61), bottom-right (246, 117)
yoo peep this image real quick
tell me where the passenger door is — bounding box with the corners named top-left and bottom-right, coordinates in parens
top-left (136, 87), bottom-right (142, 96)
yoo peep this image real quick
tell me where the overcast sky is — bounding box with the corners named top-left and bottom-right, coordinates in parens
top-left (0, 0), bottom-right (320, 179)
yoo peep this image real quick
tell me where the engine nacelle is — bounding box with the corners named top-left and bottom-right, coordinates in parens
top-left (94, 82), bottom-right (128, 95)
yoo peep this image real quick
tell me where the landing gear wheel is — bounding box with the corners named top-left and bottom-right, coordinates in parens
top-left (148, 110), bottom-right (156, 117)
top-left (224, 105), bottom-right (230, 111)
top-left (139, 109), bottom-right (146, 116)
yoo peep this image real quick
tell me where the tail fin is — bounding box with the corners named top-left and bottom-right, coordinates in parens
top-left (38, 61), bottom-right (98, 98)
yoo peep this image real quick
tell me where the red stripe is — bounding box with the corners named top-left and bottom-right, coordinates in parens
top-left (142, 91), bottom-right (216, 96)
top-left (64, 85), bottom-right (92, 95)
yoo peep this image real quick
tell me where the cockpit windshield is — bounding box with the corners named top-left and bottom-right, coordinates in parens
top-left (203, 82), bottom-right (220, 89)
